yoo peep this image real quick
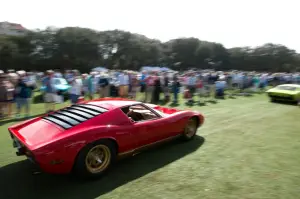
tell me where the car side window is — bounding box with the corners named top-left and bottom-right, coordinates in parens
top-left (121, 104), bottom-right (160, 122)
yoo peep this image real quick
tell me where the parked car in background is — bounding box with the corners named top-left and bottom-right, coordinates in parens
top-left (40, 78), bottom-right (70, 93)
top-left (266, 84), bottom-right (300, 103)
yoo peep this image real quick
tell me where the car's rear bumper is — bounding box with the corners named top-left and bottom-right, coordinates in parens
top-left (9, 130), bottom-right (71, 174)
top-left (267, 93), bottom-right (297, 101)
top-left (10, 132), bottom-right (42, 173)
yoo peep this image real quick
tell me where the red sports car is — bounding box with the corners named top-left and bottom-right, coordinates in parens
top-left (8, 98), bottom-right (204, 178)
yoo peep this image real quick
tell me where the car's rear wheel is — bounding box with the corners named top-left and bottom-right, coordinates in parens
top-left (182, 117), bottom-right (198, 140)
top-left (74, 139), bottom-right (116, 179)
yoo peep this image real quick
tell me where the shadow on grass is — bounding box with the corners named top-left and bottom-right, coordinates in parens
top-left (243, 93), bottom-right (254, 97)
top-left (215, 96), bottom-right (225, 100)
top-left (235, 92), bottom-right (254, 97)
top-left (0, 113), bottom-right (43, 126)
top-left (205, 99), bottom-right (218, 104)
top-left (169, 102), bottom-right (180, 107)
top-left (158, 100), bottom-right (169, 106)
top-left (185, 101), bottom-right (194, 107)
top-left (227, 95), bottom-right (237, 99)
top-left (197, 102), bottom-right (207, 106)
top-left (0, 135), bottom-right (205, 199)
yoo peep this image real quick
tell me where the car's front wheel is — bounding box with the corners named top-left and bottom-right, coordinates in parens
top-left (182, 117), bottom-right (198, 140)
top-left (74, 139), bottom-right (116, 179)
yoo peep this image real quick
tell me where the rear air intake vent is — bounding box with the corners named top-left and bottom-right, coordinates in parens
top-left (43, 104), bottom-right (107, 129)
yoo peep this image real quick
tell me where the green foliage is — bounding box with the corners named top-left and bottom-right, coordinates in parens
top-left (0, 27), bottom-right (299, 72)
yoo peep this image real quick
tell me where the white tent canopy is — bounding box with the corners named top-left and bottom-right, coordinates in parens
top-left (140, 66), bottom-right (174, 72)
top-left (92, 66), bottom-right (108, 72)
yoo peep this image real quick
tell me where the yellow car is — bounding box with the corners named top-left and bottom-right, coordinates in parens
top-left (266, 84), bottom-right (300, 104)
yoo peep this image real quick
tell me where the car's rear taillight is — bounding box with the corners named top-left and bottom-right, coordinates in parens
top-left (9, 130), bottom-right (32, 157)
top-left (16, 145), bottom-right (33, 157)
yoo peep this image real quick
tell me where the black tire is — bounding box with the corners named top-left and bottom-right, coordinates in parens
top-left (182, 117), bottom-right (198, 141)
top-left (73, 139), bottom-right (116, 179)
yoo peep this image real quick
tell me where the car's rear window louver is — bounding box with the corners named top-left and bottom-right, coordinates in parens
top-left (43, 104), bottom-right (107, 129)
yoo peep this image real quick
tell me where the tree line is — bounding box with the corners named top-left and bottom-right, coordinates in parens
top-left (0, 27), bottom-right (299, 72)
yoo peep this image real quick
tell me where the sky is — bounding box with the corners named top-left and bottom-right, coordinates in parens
top-left (1, 0), bottom-right (300, 51)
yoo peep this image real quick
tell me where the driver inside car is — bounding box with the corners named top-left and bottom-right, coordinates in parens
top-left (127, 108), bottom-right (143, 121)
top-left (122, 106), bottom-right (142, 122)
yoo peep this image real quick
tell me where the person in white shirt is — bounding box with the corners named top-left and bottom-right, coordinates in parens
top-left (231, 73), bottom-right (239, 89)
top-left (118, 71), bottom-right (129, 97)
top-left (69, 75), bottom-right (83, 104)
top-left (215, 76), bottom-right (227, 98)
top-left (82, 73), bottom-right (89, 97)
top-left (186, 72), bottom-right (197, 103)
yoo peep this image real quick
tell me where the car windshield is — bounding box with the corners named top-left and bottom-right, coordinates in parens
top-left (54, 79), bottom-right (61, 85)
top-left (121, 104), bottom-right (159, 122)
top-left (276, 86), bottom-right (297, 91)
top-left (54, 79), bottom-right (67, 85)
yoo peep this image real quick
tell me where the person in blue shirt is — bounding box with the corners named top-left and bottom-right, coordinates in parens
top-left (172, 74), bottom-right (181, 104)
top-left (98, 73), bottom-right (110, 98)
top-left (86, 72), bottom-right (97, 99)
top-left (15, 72), bottom-right (34, 118)
top-left (215, 76), bottom-right (227, 98)
top-left (42, 70), bottom-right (56, 113)
top-left (140, 71), bottom-right (147, 93)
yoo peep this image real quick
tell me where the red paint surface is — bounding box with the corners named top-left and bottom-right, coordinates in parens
top-left (8, 98), bottom-right (204, 174)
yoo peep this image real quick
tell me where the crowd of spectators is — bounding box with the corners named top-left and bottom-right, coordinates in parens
top-left (1, 68), bottom-right (300, 119)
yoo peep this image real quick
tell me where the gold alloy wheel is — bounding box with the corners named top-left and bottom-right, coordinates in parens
top-left (185, 119), bottom-right (197, 138)
top-left (85, 145), bottom-right (111, 173)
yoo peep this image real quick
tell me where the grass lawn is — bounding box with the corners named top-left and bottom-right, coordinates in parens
top-left (0, 94), bottom-right (300, 199)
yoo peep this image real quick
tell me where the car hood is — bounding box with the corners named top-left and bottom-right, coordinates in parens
top-left (266, 88), bottom-right (300, 95)
top-left (8, 117), bottom-right (64, 150)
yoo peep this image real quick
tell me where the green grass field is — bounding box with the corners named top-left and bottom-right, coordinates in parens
top-left (1, 94), bottom-right (300, 199)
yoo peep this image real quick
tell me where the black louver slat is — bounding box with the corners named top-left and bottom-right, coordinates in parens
top-left (65, 108), bottom-right (94, 119)
top-left (43, 104), bottom-right (107, 129)
top-left (70, 106), bottom-right (100, 116)
top-left (78, 104), bottom-right (108, 113)
top-left (43, 116), bottom-right (72, 129)
top-left (61, 109), bottom-right (90, 119)
top-left (57, 111), bottom-right (87, 122)
top-left (50, 114), bottom-right (80, 126)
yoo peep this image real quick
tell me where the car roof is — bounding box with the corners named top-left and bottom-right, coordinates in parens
top-left (277, 84), bottom-right (300, 88)
top-left (85, 98), bottom-right (142, 110)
